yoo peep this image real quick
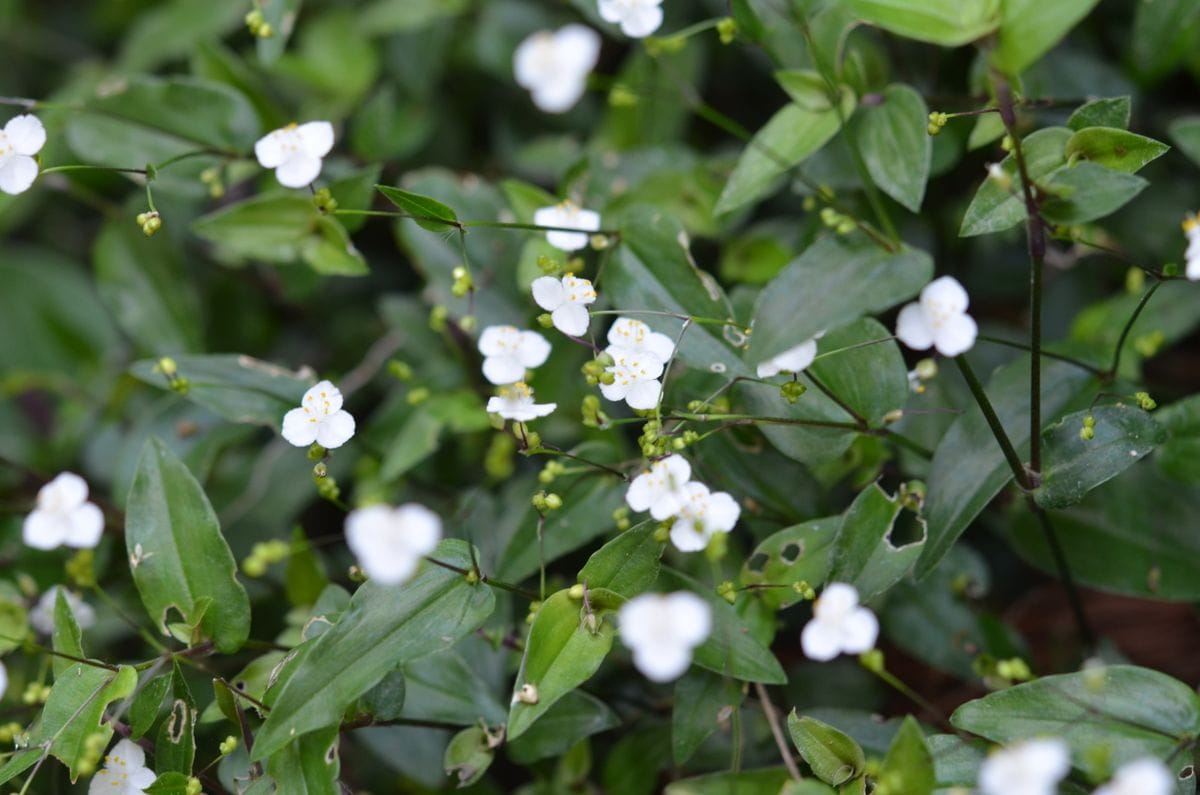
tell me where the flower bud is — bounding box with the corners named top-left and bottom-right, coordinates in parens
top-left (716, 581), bottom-right (737, 604)
top-left (219, 736), bottom-right (238, 755)
top-left (536, 312), bottom-right (554, 329)
top-left (185, 777), bottom-right (203, 795)
top-left (568, 583), bottom-right (585, 600)
top-left (859, 649), bottom-right (885, 674)
top-left (388, 359), bottom-right (413, 381)
top-left (307, 443), bottom-right (327, 461)
top-left (717, 17), bottom-right (737, 44)
top-left (407, 387), bottom-right (430, 405)
top-left (516, 683), bottom-right (539, 704)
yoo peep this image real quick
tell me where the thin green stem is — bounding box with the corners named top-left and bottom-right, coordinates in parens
top-left (870, 666), bottom-right (953, 732)
top-left (332, 208), bottom-right (623, 238)
top-left (422, 556), bottom-right (540, 601)
top-left (1026, 498), bottom-right (1096, 650)
top-left (526, 444), bottom-right (629, 480)
top-left (754, 682), bottom-right (803, 781)
top-left (954, 357), bottom-right (1030, 490)
top-left (978, 334), bottom-right (1105, 378)
top-left (666, 411), bottom-right (861, 432)
top-left (1108, 280), bottom-right (1164, 378)
top-left (804, 371), bottom-right (867, 426)
top-left (40, 164), bottom-right (147, 176)
top-left (588, 308), bottom-right (742, 328)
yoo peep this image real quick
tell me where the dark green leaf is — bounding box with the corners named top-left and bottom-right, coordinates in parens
top-left (51, 589), bottom-right (84, 678)
top-left (118, 0), bottom-right (245, 71)
top-left (508, 690), bottom-right (620, 763)
top-left (1040, 162), bottom-right (1148, 225)
top-left (37, 664), bottom-right (137, 780)
top-left (1168, 117), bottom-right (1200, 169)
top-left (960, 127), bottom-right (1071, 237)
top-left (787, 712), bottom-right (866, 787)
top-left (286, 526), bottom-right (329, 608)
top-left (256, 0), bottom-right (302, 65)
top-left (742, 517), bottom-right (839, 610)
top-left (850, 84), bottom-right (931, 211)
top-left (265, 726), bottom-right (340, 795)
top-left (129, 673), bottom-right (172, 740)
top-left (843, 0), bottom-right (1000, 46)
top-left (155, 662), bottom-right (197, 776)
top-left (377, 185), bottom-right (461, 232)
top-left (444, 726), bottom-right (494, 787)
top-left (928, 733), bottom-right (985, 789)
top-left (1157, 395), bottom-right (1200, 484)
top-left (672, 669), bottom-right (746, 764)
top-left (992, 0), bottom-right (1100, 75)
top-left (664, 768), bottom-right (797, 795)
top-left (1132, 0), bottom-right (1200, 81)
top-left (1067, 97), bottom-right (1131, 132)
top-left (831, 483), bottom-right (926, 600)
top-left (577, 525), bottom-right (664, 600)
top-left (399, 648), bottom-right (508, 726)
top-left (878, 717), bottom-right (935, 795)
top-left (1065, 127), bottom-right (1168, 173)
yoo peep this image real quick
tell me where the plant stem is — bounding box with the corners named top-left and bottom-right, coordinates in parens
top-left (422, 556), bottom-right (540, 601)
top-left (954, 357), bottom-right (1031, 490)
top-left (1026, 499), bottom-right (1096, 650)
top-left (804, 372), bottom-right (868, 427)
top-left (1108, 280), bottom-right (1164, 378)
top-left (755, 682), bottom-right (803, 782)
top-left (978, 334), bottom-right (1105, 378)
top-left (870, 666), bottom-right (953, 732)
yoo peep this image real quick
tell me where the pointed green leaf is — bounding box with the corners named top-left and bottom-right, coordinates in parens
top-left (991, 0), bottom-right (1101, 75)
top-left (959, 127), bottom-right (1071, 237)
top-left (1065, 127), bottom-right (1168, 173)
top-left (1169, 117), bottom-right (1200, 169)
top-left (741, 517), bottom-right (839, 610)
top-left (155, 662), bottom-right (197, 776)
top-left (787, 712), bottom-right (867, 787)
top-left (831, 483), bottom-right (927, 600)
top-left (51, 589), bottom-right (84, 678)
top-left (879, 717), bottom-right (935, 795)
top-left (39, 664), bottom-right (137, 781)
top-left (508, 690), bottom-right (620, 763)
top-left (577, 525), bottom-right (664, 600)
top-left (664, 768), bottom-right (798, 795)
top-left (377, 185), bottom-right (460, 232)
top-left (265, 726), bottom-right (340, 795)
top-left (1132, 0), bottom-right (1200, 81)
top-left (398, 649), bottom-right (508, 726)
top-left (1067, 98), bottom-right (1131, 132)
top-left (129, 672), bottom-right (173, 740)
top-left (1040, 162), bottom-right (1148, 225)
top-left (851, 84), bottom-right (931, 211)
top-left (443, 726), bottom-right (494, 787)
top-left (672, 669), bottom-right (746, 764)
top-left (843, 0), bottom-right (1000, 46)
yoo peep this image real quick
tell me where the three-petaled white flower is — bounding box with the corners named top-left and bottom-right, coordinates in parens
top-left (513, 25), bottom-right (602, 113)
top-left (755, 332), bottom-right (824, 378)
top-left (626, 454), bottom-right (692, 520)
top-left (1093, 757), bottom-right (1174, 795)
top-left (345, 503), bottom-right (442, 586)
top-left (281, 380), bottom-right (356, 449)
top-left (1183, 213), bottom-right (1200, 281)
top-left (486, 382), bottom-right (557, 422)
top-left (598, 0), bottom-right (665, 38)
top-left (895, 276), bottom-right (978, 357)
top-left (532, 274), bottom-right (597, 337)
top-left (30, 586), bottom-right (96, 636)
top-left (669, 482), bottom-right (741, 552)
top-left (800, 583), bottom-right (879, 661)
top-left (977, 738), bottom-right (1071, 795)
top-left (88, 738), bottom-right (156, 795)
top-left (534, 201), bottom-right (601, 252)
top-left (600, 349), bottom-right (665, 410)
top-left (23, 472), bottom-right (104, 551)
top-left (254, 121), bottom-right (335, 188)
top-left (618, 591), bottom-right (711, 682)
top-left (606, 317), bottom-right (675, 364)
top-left (479, 325), bottom-right (552, 385)
top-left (0, 114), bottom-right (46, 195)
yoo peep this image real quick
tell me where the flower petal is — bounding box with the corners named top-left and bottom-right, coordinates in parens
top-left (632, 642), bottom-right (692, 682)
top-left (665, 592), bottom-right (712, 647)
top-left (23, 510), bottom-right (67, 550)
top-left (394, 504), bottom-right (443, 555)
top-left (621, 5), bottom-right (664, 37)
top-left (482, 355), bottom-right (526, 386)
top-left (43, 472), bottom-right (89, 509)
top-left (546, 228), bottom-right (591, 251)
top-left (932, 312), bottom-right (977, 357)
top-left (669, 519), bottom-right (709, 552)
top-left (0, 154), bottom-right (38, 195)
top-left (65, 503), bottom-right (104, 549)
top-left (531, 276), bottom-right (565, 312)
top-left (894, 302), bottom-right (934, 351)
top-left (839, 607), bottom-right (879, 654)
top-left (296, 121), bottom-right (335, 158)
top-left (552, 303), bottom-right (590, 336)
top-left (275, 153), bottom-right (323, 188)
top-left (517, 331), bottom-right (552, 368)
top-left (281, 407), bottom-right (319, 447)
top-left (624, 378), bottom-right (661, 410)
top-left (254, 129), bottom-right (290, 168)
top-left (5, 114), bottom-right (46, 155)
top-left (315, 410), bottom-right (356, 449)
top-left (800, 618), bottom-right (842, 661)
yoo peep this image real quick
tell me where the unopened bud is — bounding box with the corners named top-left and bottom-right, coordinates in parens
top-left (859, 649), bottom-right (885, 674)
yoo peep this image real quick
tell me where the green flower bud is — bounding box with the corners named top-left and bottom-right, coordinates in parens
top-left (716, 581), bottom-right (737, 604)
top-left (716, 17), bottom-right (737, 44)
top-left (388, 359), bottom-right (413, 381)
top-left (219, 735), bottom-right (238, 755)
top-left (568, 583), bottom-right (585, 600)
top-left (859, 649), bottom-right (885, 674)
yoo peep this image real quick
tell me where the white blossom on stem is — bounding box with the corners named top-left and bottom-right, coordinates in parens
top-left (254, 121), bottom-right (334, 188)
top-left (513, 26), bottom-right (601, 113)
top-left (532, 274), bottom-right (597, 337)
top-left (668, 482), bottom-right (740, 552)
top-left (23, 472), bottom-right (104, 551)
top-left (625, 454), bottom-right (692, 520)
top-left (606, 317), bottom-right (675, 365)
top-left (1183, 213), bottom-right (1200, 281)
top-left (600, 349), bottom-right (664, 410)
top-left (978, 739), bottom-right (1071, 795)
top-left (486, 382), bottom-right (557, 422)
top-left (1093, 757), bottom-right (1174, 795)
top-left (30, 586), bottom-right (96, 636)
top-left (534, 201), bottom-right (601, 251)
top-left (598, 0), bottom-right (664, 38)
top-left (755, 332), bottom-right (824, 378)
top-left (895, 275), bottom-right (978, 357)
top-left (88, 738), bottom-right (156, 795)
top-left (800, 583), bottom-right (879, 661)
top-left (479, 325), bottom-right (552, 385)
top-left (281, 380), bottom-right (356, 449)
top-left (0, 114), bottom-right (46, 195)
top-left (345, 504), bottom-right (442, 586)
top-left (618, 591), bottom-right (711, 682)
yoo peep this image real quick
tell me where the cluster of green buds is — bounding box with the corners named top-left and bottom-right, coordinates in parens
top-left (974, 654), bottom-right (1034, 688)
top-left (638, 419), bottom-right (669, 457)
top-left (242, 538), bottom-right (290, 578)
top-left (792, 580), bottom-right (817, 600)
top-left (429, 304), bottom-right (449, 332)
top-left (135, 210), bottom-right (162, 237)
top-left (1134, 391), bottom-right (1157, 411)
top-left (76, 730), bottom-right (108, 776)
top-left (1080, 413), bottom-right (1097, 441)
top-left (926, 111), bottom-right (950, 136)
top-left (716, 17), bottom-right (738, 45)
top-left (0, 722), bottom-right (25, 744)
top-left (407, 386), bottom-right (431, 406)
top-left (819, 206), bottom-right (858, 235)
top-left (184, 778), bottom-right (203, 795)
top-left (538, 460), bottom-right (566, 484)
top-left (245, 7), bottom-right (274, 37)
top-left (22, 682), bottom-right (51, 705)
top-left (387, 359), bottom-right (413, 381)
top-left (608, 83), bottom-right (638, 108)
top-left (153, 357), bottom-right (189, 394)
top-left (451, 266), bottom-right (474, 298)
top-left (685, 398), bottom-right (729, 416)
top-left (581, 353), bottom-right (615, 386)
top-left (200, 166), bottom-right (225, 198)
top-left (531, 490), bottom-right (563, 513)
top-left (670, 429), bottom-right (701, 451)
top-left (536, 254), bottom-right (563, 277)
top-left (312, 187), bottom-right (337, 214)
top-left (581, 394), bottom-right (609, 428)
top-left (716, 580), bottom-right (737, 604)
top-left (219, 735), bottom-right (239, 755)
top-left (780, 380), bottom-right (807, 404)
top-left (1134, 329), bottom-right (1164, 358)
top-left (66, 548), bottom-right (96, 588)
top-left (612, 505), bottom-right (630, 531)
top-left (313, 463), bottom-right (340, 501)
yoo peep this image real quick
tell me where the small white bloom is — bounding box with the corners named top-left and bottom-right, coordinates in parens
top-left (1183, 213), bottom-right (1200, 281)
top-left (345, 503), bottom-right (442, 586)
top-left (800, 583), bottom-right (879, 661)
top-left (0, 114), bottom-right (46, 195)
top-left (895, 275), bottom-right (978, 357)
top-left (600, 349), bottom-right (665, 410)
top-left (254, 121), bottom-right (335, 188)
top-left (531, 274), bottom-right (597, 337)
top-left (606, 317), bottom-right (675, 365)
top-left (478, 325), bottom-right (552, 385)
top-left (23, 472), bottom-right (104, 551)
top-left (978, 738), bottom-right (1071, 795)
top-left (281, 380), bottom-right (356, 449)
top-left (618, 591), bottom-right (711, 682)
top-left (513, 25), bottom-right (602, 113)
top-left (30, 586), bottom-right (96, 636)
top-left (669, 482), bottom-right (740, 552)
top-left (88, 738), bottom-right (156, 795)
top-left (1093, 757), bottom-right (1174, 795)
top-left (755, 331), bottom-right (824, 378)
top-left (486, 381), bottom-right (557, 422)
top-left (534, 201), bottom-right (601, 251)
top-left (0, 660), bottom-right (6, 701)
top-left (598, 0), bottom-right (665, 38)
top-left (625, 454), bottom-right (692, 520)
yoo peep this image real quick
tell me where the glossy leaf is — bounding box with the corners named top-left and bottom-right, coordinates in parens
top-left (843, 0), bottom-right (1000, 46)
top-left (1065, 127), bottom-right (1167, 173)
top-left (256, 0), bottom-right (301, 65)
top-left (51, 589), bottom-right (84, 678)
top-left (850, 84), bottom-right (931, 211)
top-left (377, 185), bottom-right (460, 232)
top-left (1040, 163), bottom-right (1148, 225)
top-left (960, 127), bottom-right (1071, 237)
top-left (577, 525), bottom-right (664, 599)
top-left (742, 517), bottom-right (839, 610)
top-left (672, 669), bottom-right (746, 764)
top-left (787, 712), bottom-right (866, 787)
top-left (831, 483), bottom-right (926, 600)
top-left (508, 690), bottom-right (620, 763)
top-left (1067, 97), bottom-right (1131, 132)
top-left (129, 672), bottom-right (172, 740)
top-left (398, 649), bottom-right (508, 726)
top-left (126, 438), bottom-right (250, 653)
top-left (992, 0), bottom-right (1100, 75)
top-left (1131, 0), bottom-right (1200, 81)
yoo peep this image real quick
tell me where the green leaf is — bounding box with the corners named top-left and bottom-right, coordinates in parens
top-left (967, 113), bottom-right (1007, 151)
top-left (302, 216), bottom-right (370, 276)
top-left (359, 0), bottom-right (469, 33)
top-left (502, 178), bottom-right (558, 224)
top-left (126, 438), bottom-right (251, 653)
top-left (742, 517), bottom-right (839, 610)
top-left (1168, 117), bottom-right (1200, 169)
top-left (991, 0), bottom-right (1101, 75)
top-left (715, 86), bottom-right (857, 215)
top-left (286, 526), bottom-right (328, 608)
top-left (831, 483), bottom-right (926, 600)
top-left (51, 589), bottom-right (84, 678)
top-left (118, 0), bottom-right (245, 72)
top-left (377, 185), bottom-right (461, 232)
top-left (1040, 162), bottom-right (1148, 225)
top-left (843, 0), bottom-right (999, 45)
top-left (37, 664), bottom-right (137, 781)
top-left (398, 649), bottom-right (508, 726)
top-left (664, 768), bottom-right (797, 795)
top-left (959, 127), bottom-right (1071, 237)
top-left (507, 589), bottom-right (615, 741)
top-left (1157, 395), bottom-right (1200, 484)
top-left (787, 712), bottom-right (867, 787)
top-left (928, 733), bottom-right (985, 789)
top-left (1131, 0), bottom-right (1200, 81)
top-left (129, 672), bottom-right (172, 740)
top-left (850, 84), bottom-right (931, 211)
top-left (145, 772), bottom-right (193, 795)
top-left (879, 717), bottom-right (935, 795)
top-left (1034, 405), bottom-right (1166, 509)
top-left (915, 357), bottom-right (1097, 578)
top-left (252, 540), bottom-right (494, 759)
top-left (129, 353), bottom-right (311, 428)
top-left (672, 669), bottom-right (746, 764)
top-left (508, 690), bottom-right (620, 763)
top-left (155, 662), bottom-right (197, 776)
top-left (577, 525), bottom-right (664, 600)
top-left (1065, 127), bottom-right (1169, 173)
top-left (265, 727), bottom-right (341, 795)
top-left (443, 726), bottom-right (494, 788)
top-left (951, 665), bottom-right (1200, 780)
top-left (1067, 98), bottom-right (1131, 132)
top-left (256, 0), bottom-right (302, 65)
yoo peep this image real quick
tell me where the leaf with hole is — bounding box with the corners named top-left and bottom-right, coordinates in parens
top-left (831, 483), bottom-right (927, 600)
top-left (741, 517), bottom-right (839, 610)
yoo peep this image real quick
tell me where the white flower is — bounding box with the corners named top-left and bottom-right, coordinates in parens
top-left (486, 382), bottom-right (557, 422)
top-left (23, 472), bottom-right (104, 551)
top-left (479, 326), bottom-right (552, 385)
top-left (978, 739), bottom-right (1071, 795)
top-left (281, 380), bottom-right (356, 449)
top-left (606, 317), bottom-right (675, 364)
top-left (800, 583), bottom-right (879, 661)
top-left (513, 25), bottom-right (602, 113)
top-left (0, 114), bottom-right (46, 195)
top-left (88, 738), bottom-right (156, 795)
top-left (598, 0), bottom-right (664, 38)
top-left (30, 586), bottom-right (96, 636)
top-left (1183, 213), bottom-right (1200, 281)
top-left (895, 276), bottom-right (978, 357)
top-left (345, 503), bottom-right (442, 586)
top-left (532, 274), bottom-right (597, 337)
top-left (0, 660), bottom-right (6, 701)
top-left (1093, 757), bottom-right (1174, 795)
top-left (600, 349), bottom-right (665, 410)
top-left (534, 201), bottom-right (601, 251)
top-left (755, 332), bottom-right (824, 378)
top-left (625, 454), bottom-right (692, 520)
top-left (618, 592), bottom-right (711, 682)
top-left (669, 482), bottom-right (740, 552)
top-left (254, 121), bottom-right (335, 188)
